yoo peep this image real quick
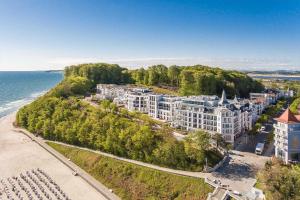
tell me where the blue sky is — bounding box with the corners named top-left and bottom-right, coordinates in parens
top-left (0, 0), bottom-right (299, 71)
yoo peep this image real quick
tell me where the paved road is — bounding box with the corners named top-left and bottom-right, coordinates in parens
top-left (207, 150), bottom-right (269, 194)
top-left (235, 123), bottom-right (274, 155)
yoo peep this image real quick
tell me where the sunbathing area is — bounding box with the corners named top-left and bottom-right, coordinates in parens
top-left (0, 168), bottom-right (70, 200)
top-left (0, 113), bottom-right (110, 200)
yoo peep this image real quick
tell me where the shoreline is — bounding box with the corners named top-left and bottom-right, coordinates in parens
top-left (248, 73), bottom-right (300, 78)
top-left (0, 111), bottom-right (113, 200)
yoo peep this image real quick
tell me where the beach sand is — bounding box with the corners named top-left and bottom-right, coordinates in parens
top-left (0, 113), bottom-right (108, 200)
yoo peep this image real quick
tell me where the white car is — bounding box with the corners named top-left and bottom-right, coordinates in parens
top-left (260, 126), bottom-right (266, 131)
top-left (233, 190), bottom-right (241, 196)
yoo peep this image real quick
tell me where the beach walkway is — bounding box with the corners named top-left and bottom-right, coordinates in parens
top-left (0, 113), bottom-right (119, 200)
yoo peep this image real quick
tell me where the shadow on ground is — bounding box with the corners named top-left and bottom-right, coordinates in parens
top-left (212, 157), bottom-right (257, 181)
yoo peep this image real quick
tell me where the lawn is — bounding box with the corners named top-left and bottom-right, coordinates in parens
top-left (47, 142), bottom-right (213, 200)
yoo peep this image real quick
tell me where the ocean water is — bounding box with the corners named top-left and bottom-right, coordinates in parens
top-left (0, 71), bottom-right (63, 118)
top-left (251, 75), bottom-right (300, 81)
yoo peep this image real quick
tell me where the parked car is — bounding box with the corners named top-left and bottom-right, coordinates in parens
top-left (255, 143), bottom-right (265, 155)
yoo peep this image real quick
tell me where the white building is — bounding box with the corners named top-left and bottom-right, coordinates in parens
top-left (126, 90), bottom-right (150, 113)
top-left (148, 94), bottom-right (180, 122)
top-left (95, 84), bottom-right (290, 145)
top-left (274, 108), bottom-right (300, 164)
top-left (96, 84), bottom-right (127, 100)
top-left (152, 91), bottom-right (253, 144)
top-left (250, 89), bottom-right (283, 107)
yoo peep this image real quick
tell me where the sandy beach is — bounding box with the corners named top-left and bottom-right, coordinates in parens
top-left (0, 112), bottom-right (109, 200)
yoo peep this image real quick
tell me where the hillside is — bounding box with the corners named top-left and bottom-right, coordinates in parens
top-left (16, 63), bottom-right (224, 171)
top-left (48, 142), bottom-right (213, 200)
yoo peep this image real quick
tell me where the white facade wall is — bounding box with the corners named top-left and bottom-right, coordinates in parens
top-left (274, 122), bottom-right (300, 164)
top-left (96, 85), bottom-right (290, 145)
top-left (127, 93), bottom-right (149, 113)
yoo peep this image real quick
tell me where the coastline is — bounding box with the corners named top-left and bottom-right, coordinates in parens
top-left (0, 111), bottom-right (113, 200)
top-left (248, 73), bottom-right (300, 78)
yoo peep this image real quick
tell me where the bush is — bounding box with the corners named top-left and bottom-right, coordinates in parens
top-left (17, 95), bottom-right (221, 171)
top-left (257, 159), bottom-right (300, 200)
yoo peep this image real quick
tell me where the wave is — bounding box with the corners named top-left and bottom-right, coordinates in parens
top-left (0, 90), bottom-right (47, 118)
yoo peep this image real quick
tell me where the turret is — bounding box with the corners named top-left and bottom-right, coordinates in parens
top-left (218, 90), bottom-right (229, 106)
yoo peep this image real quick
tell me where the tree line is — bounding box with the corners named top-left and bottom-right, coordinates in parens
top-left (130, 64), bottom-right (264, 97)
top-left (64, 63), bottom-right (133, 87)
top-left (18, 62), bottom-right (262, 170)
top-left (64, 63), bottom-right (264, 98)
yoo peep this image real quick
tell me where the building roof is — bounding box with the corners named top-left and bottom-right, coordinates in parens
top-left (233, 95), bottom-right (239, 104)
top-left (218, 90), bottom-right (229, 105)
top-left (275, 108), bottom-right (300, 124)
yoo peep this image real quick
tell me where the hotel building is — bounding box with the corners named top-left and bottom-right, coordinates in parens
top-left (274, 108), bottom-right (300, 164)
top-left (95, 84), bottom-right (291, 144)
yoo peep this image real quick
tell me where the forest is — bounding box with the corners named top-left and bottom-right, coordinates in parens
top-left (64, 63), bottom-right (264, 97)
top-left (16, 62), bottom-right (263, 171)
top-left (130, 64), bottom-right (264, 97)
top-left (64, 63), bottom-right (132, 87)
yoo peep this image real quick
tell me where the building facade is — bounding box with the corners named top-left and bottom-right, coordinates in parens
top-left (95, 84), bottom-right (289, 145)
top-left (274, 108), bottom-right (300, 164)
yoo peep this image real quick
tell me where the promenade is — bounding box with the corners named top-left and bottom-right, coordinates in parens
top-left (0, 113), bottom-right (119, 200)
top-left (1, 112), bottom-right (271, 200)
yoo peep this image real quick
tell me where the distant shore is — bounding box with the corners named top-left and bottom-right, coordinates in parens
top-left (248, 73), bottom-right (300, 78)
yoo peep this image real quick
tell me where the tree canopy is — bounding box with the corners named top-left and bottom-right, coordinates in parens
top-left (64, 63), bottom-right (133, 86)
top-left (257, 159), bottom-right (300, 200)
top-left (16, 76), bottom-right (222, 171)
top-left (130, 64), bottom-right (264, 97)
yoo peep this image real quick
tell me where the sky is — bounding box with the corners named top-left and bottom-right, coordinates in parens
top-left (0, 0), bottom-right (299, 71)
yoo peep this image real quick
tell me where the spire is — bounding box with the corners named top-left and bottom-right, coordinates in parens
top-left (233, 95), bottom-right (239, 103)
top-left (218, 89), bottom-right (229, 105)
top-left (275, 108), bottom-right (300, 124)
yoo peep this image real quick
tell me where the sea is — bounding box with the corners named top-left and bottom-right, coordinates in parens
top-left (0, 71), bottom-right (63, 118)
top-left (251, 75), bottom-right (300, 81)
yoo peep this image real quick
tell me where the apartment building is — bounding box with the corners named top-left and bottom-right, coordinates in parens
top-left (95, 84), bottom-right (289, 144)
top-left (152, 91), bottom-right (252, 144)
top-left (250, 89), bottom-right (283, 107)
top-left (126, 90), bottom-right (150, 113)
top-left (96, 84), bottom-right (128, 100)
top-left (274, 108), bottom-right (300, 164)
top-left (148, 94), bottom-right (180, 122)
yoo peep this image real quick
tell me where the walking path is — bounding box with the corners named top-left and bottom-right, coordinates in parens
top-left (13, 112), bottom-right (271, 199)
top-left (0, 113), bottom-right (117, 200)
top-left (14, 127), bottom-right (120, 200)
top-left (18, 129), bottom-right (270, 197)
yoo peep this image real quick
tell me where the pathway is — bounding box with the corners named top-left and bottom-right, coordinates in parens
top-left (16, 124), bottom-right (272, 199)
top-left (14, 128), bottom-right (120, 200)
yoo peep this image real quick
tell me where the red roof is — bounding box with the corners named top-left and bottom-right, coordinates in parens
top-left (275, 108), bottom-right (300, 124)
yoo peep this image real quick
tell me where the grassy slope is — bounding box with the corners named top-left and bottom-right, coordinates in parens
top-left (47, 142), bottom-right (213, 200)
